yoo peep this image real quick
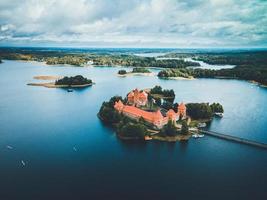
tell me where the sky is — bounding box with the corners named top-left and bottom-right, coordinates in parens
top-left (0, 0), bottom-right (266, 48)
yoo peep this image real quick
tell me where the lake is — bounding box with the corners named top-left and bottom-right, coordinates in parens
top-left (0, 60), bottom-right (267, 200)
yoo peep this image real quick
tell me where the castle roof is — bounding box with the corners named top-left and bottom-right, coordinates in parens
top-left (121, 105), bottom-right (163, 123)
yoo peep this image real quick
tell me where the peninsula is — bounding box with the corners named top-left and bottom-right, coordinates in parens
top-left (98, 86), bottom-right (224, 141)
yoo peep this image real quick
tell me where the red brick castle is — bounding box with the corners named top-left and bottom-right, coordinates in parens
top-left (114, 89), bottom-right (186, 129)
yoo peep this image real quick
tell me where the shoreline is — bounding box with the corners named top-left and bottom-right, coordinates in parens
top-left (249, 80), bottom-right (267, 88)
top-left (27, 82), bottom-right (93, 88)
top-left (4, 59), bottom-right (266, 87)
top-left (159, 76), bottom-right (195, 80)
top-left (117, 72), bottom-right (155, 77)
top-left (33, 75), bottom-right (62, 80)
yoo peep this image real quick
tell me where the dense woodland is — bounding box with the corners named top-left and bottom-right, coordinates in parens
top-left (131, 67), bottom-right (151, 73)
top-left (186, 103), bottom-right (224, 120)
top-left (55, 75), bottom-right (92, 86)
top-left (160, 51), bottom-right (267, 85)
top-left (150, 85), bottom-right (175, 98)
top-left (1, 48), bottom-right (266, 85)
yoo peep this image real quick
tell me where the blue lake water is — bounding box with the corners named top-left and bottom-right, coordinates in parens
top-left (0, 60), bottom-right (267, 199)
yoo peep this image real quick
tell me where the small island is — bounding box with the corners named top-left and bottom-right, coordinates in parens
top-left (98, 86), bottom-right (223, 141)
top-left (28, 75), bottom-right (93, 88)
top-left (118, 67), bottom-right (152, 77)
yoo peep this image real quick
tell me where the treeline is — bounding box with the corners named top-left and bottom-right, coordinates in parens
top-left (186, 103), bottom-right (224, 120)
top-left (157, 67), bottom-right (267, 85)
top-left (132, 67), bottom-right (151, 73)
top-left (0, 49), bottom-right (200, 68)
top-left (150, 85), bottom-right (175, 98)
top-left (160, 51), bottom-right (267, 85)
top-left (158, 69), bottom-right (192, 78)
top-left (92, 55), bottom-right (200, 68)
top-left (55, 75), bottom-right (92, 86)
top-left (46, 56), bottom-right (87, 66)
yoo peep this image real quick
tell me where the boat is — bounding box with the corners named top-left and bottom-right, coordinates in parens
top-left (192, 133), bottom-right (205, 138)
top-left (214, 112), bottom-right (224, 117)
top-left (73, 147), bottom-right (77, 151)
top-left (197, 122), bottom-right (206, 128)
top-left (144, 136), bottom-right (153, 141)
top-left (21, 160), bottom-right (26, 166)
top-left (6, 145), bottom-right (13, 149)
top-left (67, 89), bottom-right (73, 92)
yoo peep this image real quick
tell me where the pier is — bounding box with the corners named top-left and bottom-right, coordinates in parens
top-left (199, 130), bottom-right (267, 150)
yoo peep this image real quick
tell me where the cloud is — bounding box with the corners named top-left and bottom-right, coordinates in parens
top-left (0, 0), bottom-right (266, 47)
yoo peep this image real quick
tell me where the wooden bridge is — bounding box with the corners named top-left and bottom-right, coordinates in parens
top-left (199, 130), bottom-right (267, 150)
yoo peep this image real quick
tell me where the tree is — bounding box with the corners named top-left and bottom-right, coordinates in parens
top-left (181, 121), bottom-right (189, 135)
top-left (118, 70), bottom-right (127, 75)
top-left (98, 96), bottom-right (124, 124)
top-left (162, 100), bottom-right (173, 110)
top-left (161, 120), bottom-right (177, 136)
top-left (119, 122), bottom-right (148, 138)
top-left (155, 98), bottom-right (162, 107)
top-left (99, 104), bottom-right (122, 124)
top-left (186, 103), bottom-right (213, 119)
top-left (150, 85), bottom-right (162, 94)
top-left (210, 103), bottom-right (224, 113)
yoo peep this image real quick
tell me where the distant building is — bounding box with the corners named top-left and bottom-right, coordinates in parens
top-left (86, 60), bottom-right (94, 65)
top-left (127, 89), bottom-right (148, 107)
top-left (114, 95), bottom-right (186, 129)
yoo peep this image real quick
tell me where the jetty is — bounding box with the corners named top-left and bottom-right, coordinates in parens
top-left (199, 130), bottom-right (267, 150)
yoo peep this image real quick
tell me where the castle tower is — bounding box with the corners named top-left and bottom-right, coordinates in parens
top-left (178, 102), bottom-right (186, 119)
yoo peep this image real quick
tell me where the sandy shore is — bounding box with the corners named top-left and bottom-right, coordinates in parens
top-left (164, 76), bottom-right (195, 80)
top-left (27, 82), bottom-right (93, 88)
top-left (117, 72), bottom-right (155, 77)
top-left (152, 134), bottom-right (191, 142)
top-left (249, 80), bottom-right (267, 88)
top-left (33, 75), bottom-right (62, 80)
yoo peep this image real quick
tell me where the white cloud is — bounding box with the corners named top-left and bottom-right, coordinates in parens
top-left (0, 0), bottom-right (266, 47)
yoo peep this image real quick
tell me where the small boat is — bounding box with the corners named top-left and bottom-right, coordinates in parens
top-left (21, 160), bottom-right (26, 166)
top-left (6, 145), bottom-right (13, 149)
top-left (73, 147), bottom-right (77, 151)
top-left (144, 136), bottom-right (153, 141)
top-left (67, 89), bottom-right (73, 92)
top-left (214, 112), bottom-right (224, 118)
top-left (197, 122), bottom-right (206, 128)
top-left (192, 133), bottom-right (205, 138)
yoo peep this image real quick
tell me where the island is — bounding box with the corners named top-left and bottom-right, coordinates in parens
top-left (27, 75), bottom-right (93, 88)
top-left (117, 67), bottom-right (152, 77)
top-left (98, 86), bottom-right (224, 141)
